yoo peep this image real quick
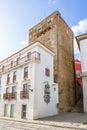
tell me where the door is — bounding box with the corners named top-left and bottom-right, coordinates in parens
top-left (4, 104), bottom-right (8, 117)
top-left (10, 104), bottom-right (14, 118)
top-left (22, 105), bottom-right (26, 119)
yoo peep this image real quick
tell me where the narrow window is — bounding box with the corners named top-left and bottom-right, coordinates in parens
top-left (27, 52), bottom-right (31, 60)
top-left (24, 67), bottom-right (28, 79)
top-left (10, 104), bottom-right (14, 118)
top-left (45, 68), bottom-right (50, 77)
top-left (37, 27), bottom-right (42, 33)
top-left (16, 57), bottom-right (20, 65)
top-left (12, 86), bottom-right (16, 93)
top-left (6, 87), bottom-right (9, 94)
top-left (21, 105), bottom-right (27, 119)
top-left (54, 74), bottom-right (57, 83)
top-left (4, 104), bottom-right (8, 117)
top-left (48, 20), bottom-right (52, 25)
top-left (7, 74), bottom-right (10, 84)
top-left (13, 71), bottom-right (16, 83)
top-left (11, 61), bottom-right (13, 67)
top-left (23, 83), bottom-right (28, 92)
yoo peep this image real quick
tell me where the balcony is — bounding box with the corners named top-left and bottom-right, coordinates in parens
top-left (20, 91), bottom-right (29, 99)
top-left (3, 93), bottom-right (10, 100)
top-left (7, 77), bottom-right (10, 84)
top-left (10, 92), bottom-right (17, 99)
top-left (3, 92), bottom-right (17, 100)
top-left (13, 75), bottom-right (16, 83)
top-left (0, 51), bottom-right (40, 74)
top-left (24, 72), bottom-right (28, 79)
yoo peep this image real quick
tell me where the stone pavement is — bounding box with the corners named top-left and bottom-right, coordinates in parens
top-left (1, 112), bottom-right (87, 129)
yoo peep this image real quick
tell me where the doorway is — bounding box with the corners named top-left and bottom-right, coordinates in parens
top-left (10, 104), bottom-right (14, 118)
top-left (4, 104), bottom-right (8, 117)
top-left (21, 105), bottom-right (27, 119)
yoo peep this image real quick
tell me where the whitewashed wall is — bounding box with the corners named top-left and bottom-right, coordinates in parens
top-left (80, 39), bottom-right (87, 112)
top-left (0, 42), bottom-right (59, 120)
top-left (32, 46), bottom-right (58, 119)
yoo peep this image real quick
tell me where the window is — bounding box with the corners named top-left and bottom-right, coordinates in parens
top-left (54, 74), bottom-right (57, 83)
top-left (4, 104), bottom-right (8, 117)
top-left (7, 74), bottom-right (10, 84)
top-left (10, 104), bottom-right (14, 118)
top-left (48, 20), bottom-right (52, 26)
top-left (27, 52), bottom-right (31, 60)
top-left (45, 68), bottom-right (50, 77)
top-left (24, 67), bottom-right (28, 79)
top-left (22, 105), bottom-right (27, 119)
top-left (12, 86), bottom-right (16, 93)
top-left (37, 27), bottom-right (42, 33)
top-left (23, 83), bottom-right (28, 92)
top-left (11, 61), bottom-right (13, 67)
top-left (13, 71), bottom-right (16, 83)
top-left (16, 57), bottom-right (20, 65)
top-left (6, 87), bottom-right (9, 93)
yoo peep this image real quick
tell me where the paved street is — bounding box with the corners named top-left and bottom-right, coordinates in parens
top-left (1, 112), bottom-right (87, 130)
top-left (0, 119), bottom-right (71, 130)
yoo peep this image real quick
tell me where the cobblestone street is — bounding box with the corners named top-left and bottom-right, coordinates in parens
top-left (1, 112), bottom-right (87, 130)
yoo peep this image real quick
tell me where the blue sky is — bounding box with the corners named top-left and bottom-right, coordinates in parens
top-left (0, 0), bottom-right (87, 61)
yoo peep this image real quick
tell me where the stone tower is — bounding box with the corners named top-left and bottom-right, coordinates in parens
top-left (29, 11), bottom-right (75, 112)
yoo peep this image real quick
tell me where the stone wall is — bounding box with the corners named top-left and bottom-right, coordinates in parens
top-left (29, 11), bottom-right (75, 112)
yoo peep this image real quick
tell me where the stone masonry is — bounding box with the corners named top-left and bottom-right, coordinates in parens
top-left (28, 11), bottom-right (75, 112)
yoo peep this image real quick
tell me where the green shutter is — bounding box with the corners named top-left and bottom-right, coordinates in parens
top-left (22, 105), bottom-right (26, 119)
top-left (4, 104), bottom-right (8, 117)
top-left (10, 104), bottom-right (14, 118)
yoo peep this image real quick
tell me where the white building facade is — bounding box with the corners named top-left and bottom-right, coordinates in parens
top-left (76, 33), bottom-right (87, 112)
top-left (0, 42), bottom-right (58, 120)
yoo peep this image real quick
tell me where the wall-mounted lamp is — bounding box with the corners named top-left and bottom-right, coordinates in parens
top-left (43, 81), bottom-right (48, 84)
top-left (27, 82), bottom-right (33, 92)
top-left (28, 87), bottom-right (33, 92)
top-left (52, 83), bottom-right (56, 86)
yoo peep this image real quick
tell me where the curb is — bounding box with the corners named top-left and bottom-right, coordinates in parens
top-left (0, 117), bottom-right (86, 130)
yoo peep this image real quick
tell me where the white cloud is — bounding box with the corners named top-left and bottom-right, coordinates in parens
top-left (72, 19), bottom-right (87, 36)
top-left (48, 0), bottom-right (56, 5)
top-left (72, 19), bottom-right (87, 60)
top-left (52, 0), bottom-right (56, 4)
top-left (73, 38), bottom-right (81, 60)
top-left (21, 40), bottom-right (28, 46)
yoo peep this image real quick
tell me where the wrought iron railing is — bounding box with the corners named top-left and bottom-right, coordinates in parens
top-left (0, 51), bottom-right (40, 73)
top-left (20, 91), bottom-right (29, 99)
top-left (3, 92), bottom-right (17, 100)
top-left (10, 92), bottom-right (17, 99)
top-left (3, 93), bottom-right (10, 100)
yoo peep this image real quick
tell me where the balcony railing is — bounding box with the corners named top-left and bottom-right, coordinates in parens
top-left (24, 72), bottom-right (28, 79)
top-left (10, 92), bottom-right (17, 99)
top-left (13, 75), bottom-right (16, 83)
top-left (20, 91), bottom-right (29, 99)
top-left (3, 93), bottom-right (10, 100)
top-left (3, 92), bottom-right (17, 100)
top-left (0, 51), bottom-right (40, 73)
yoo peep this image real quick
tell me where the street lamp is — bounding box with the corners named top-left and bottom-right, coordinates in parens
top-left (27, 81), bottom-right (33, 92)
